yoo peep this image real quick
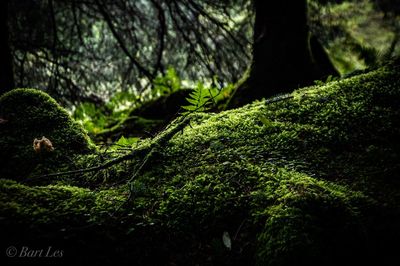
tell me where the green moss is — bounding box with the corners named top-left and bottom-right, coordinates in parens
top-left (0, 179), bottom-right (126, 226)
top-left (0, 88), bottom-right (95, 182)
top-left (251, 169), bottom-right (373, 265)
top-left (1, 63), bottom-right (399, 264)
top-left (139, 63), bottom-right (399, 263)
top-left (157, 63), bottom-right (400, 196)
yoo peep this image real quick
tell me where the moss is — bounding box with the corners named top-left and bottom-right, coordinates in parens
top-left (139, 63), bottom-right (400, 264)
top-left (0, 179), bottom-right (126, 225)
top-left (157, 63), bottom-right (400, 196)
top-left (0, 88), bottom-right (95, 182)
top-left (1, 63), bottom-right (400, 264)
top-left (251, 169), bottom-right (374, 265)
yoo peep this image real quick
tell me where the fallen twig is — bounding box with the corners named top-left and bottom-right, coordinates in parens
top-left (32, 116), bottom-right (191, 180)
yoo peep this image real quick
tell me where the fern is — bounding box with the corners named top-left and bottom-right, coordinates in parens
top-left (182, 82), bottom-right (215, 114)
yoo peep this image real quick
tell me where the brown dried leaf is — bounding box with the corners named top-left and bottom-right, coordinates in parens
top-left (33, 136), bottom-right (55, 153)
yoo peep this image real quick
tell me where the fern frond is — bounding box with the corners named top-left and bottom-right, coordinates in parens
top-left (182, 82), bottom-right (212, 113)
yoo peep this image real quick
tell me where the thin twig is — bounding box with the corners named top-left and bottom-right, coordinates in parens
top-left (32, 116), bottom-right (191, 180)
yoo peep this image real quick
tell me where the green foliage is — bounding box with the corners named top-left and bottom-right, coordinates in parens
top-left (309, 0), bottom-right (399, 74)
top-left (73, 91), bottom-right (139, 136)
top-left (345, 37), bottom-right (399, 69)
top-left (153, 67), bottom-right (182, 96)
top-left (73, 69), bottom-right (235, 140)
top-left (73, 102), bottom-right (109, 134)
top-left (115, 136), bottom-right (140, 147)
top-left (182, 82), bottom-right (216, 113)
top-left (182, 80), bottom-right (234, 114)
top-left (107, 90), bottom-right (140, 113)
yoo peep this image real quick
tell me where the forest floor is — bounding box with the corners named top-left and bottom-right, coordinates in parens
top-left (1, 61), bottom-right (400, 265)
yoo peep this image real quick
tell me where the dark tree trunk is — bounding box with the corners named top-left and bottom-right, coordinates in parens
top-left (0, 0), bottom-right (15, 95)
top-left (230, 0), bottom-right (338, 107)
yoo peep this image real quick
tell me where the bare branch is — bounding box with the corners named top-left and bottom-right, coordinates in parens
top-left (94, 0), bottom-right (154, 81)
top-left (151, 0), bottom-right (166, 76)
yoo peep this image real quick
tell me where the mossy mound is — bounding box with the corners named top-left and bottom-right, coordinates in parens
top-left (1, 63), bottom-right (400, 265)
top-left (0, 88), bottom-right (94, 182)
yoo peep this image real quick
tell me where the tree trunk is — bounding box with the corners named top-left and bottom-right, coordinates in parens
top-left (230, 0), bottom-right (337, 107)
top-left (0, 0), bottom-right (15, 95)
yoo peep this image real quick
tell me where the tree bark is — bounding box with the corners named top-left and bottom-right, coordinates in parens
top-left (0, 0), bottom-right (15, 95)
top-left (230, 0), bottom-right (338, 107)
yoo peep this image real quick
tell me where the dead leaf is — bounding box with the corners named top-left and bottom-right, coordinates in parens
top-left (33, 136), bottom-right (55, 153)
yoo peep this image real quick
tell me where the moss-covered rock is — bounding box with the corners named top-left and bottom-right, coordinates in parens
top-left (1, 63), bottom-right (400, 265)
top-left (0, 88), bottom-right (94, 182)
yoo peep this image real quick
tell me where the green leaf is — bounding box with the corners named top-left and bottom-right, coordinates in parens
top-left (116, 136), bottom-right (139, 146)
top-left (182, 105), bottom-right (197, 111)
top-left (182, 82), bottom-right (212, 113)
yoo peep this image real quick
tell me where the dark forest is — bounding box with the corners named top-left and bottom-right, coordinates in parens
top-left (1, 0), bottom-right (400, 265)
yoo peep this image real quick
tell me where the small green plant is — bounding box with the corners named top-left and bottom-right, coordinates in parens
top-left (182, 82), bottom-right (218, 114)
top-left (73, 102), bottom-right (109, 134)
top-left (114, 136), bottom-right (139, 147)
top-left (107, 91), bottom-right (140, 113)
top-left (73, 91), bottom-right (139, 136)
top-left (181, 79), bottom-right (235, 114)
top-left (152, 67), bottom-right (181, 96)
